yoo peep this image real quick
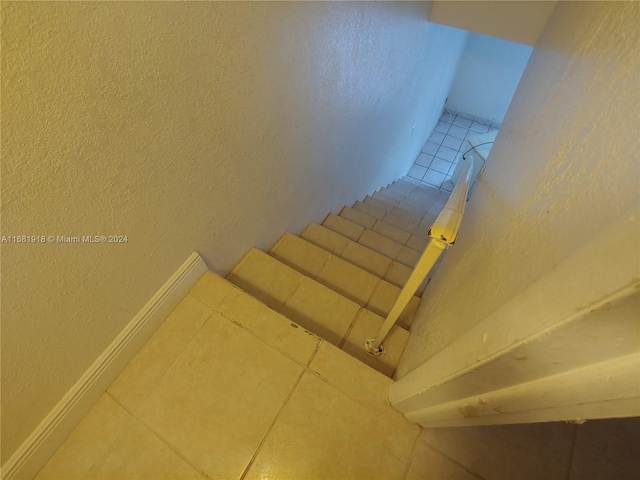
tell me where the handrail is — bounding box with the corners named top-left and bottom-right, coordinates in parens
top-left (364, 157), bottom-right (475, 357)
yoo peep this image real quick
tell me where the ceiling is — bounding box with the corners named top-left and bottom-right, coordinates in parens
top-left (429, 1), bottom-right (558, 45)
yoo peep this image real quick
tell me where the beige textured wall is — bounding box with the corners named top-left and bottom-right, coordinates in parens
top-left (1, 1), bottom-right (468, 461)
top-left (398, 1), bottom-right (640, 377)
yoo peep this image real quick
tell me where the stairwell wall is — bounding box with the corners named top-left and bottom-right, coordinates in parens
top-left (397, 1), bottom-right (640, 377)
top-left (1, 1), bottom-right (467, 462)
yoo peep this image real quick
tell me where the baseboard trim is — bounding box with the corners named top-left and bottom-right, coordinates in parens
top-left (2, 252), bottom-right (208, 480)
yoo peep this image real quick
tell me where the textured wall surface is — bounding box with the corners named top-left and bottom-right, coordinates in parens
top-left (398, 1), bottom-right (640, 377)
top-left (1, 1), bottom-right (468, 461)
top-left (446, 33), bottom-right (532, 123)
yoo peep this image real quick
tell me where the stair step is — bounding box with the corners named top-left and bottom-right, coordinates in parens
top-left (380, 210), bottom-right (421, 233)
top-left (371, 219), bottom-right (411, 245)
top-left (353, 200), bottom-right (431, 241)
top-left (339, 206), bottom-right (378, 229)
top-left (373, 191), bottom-right (433, 220)
top-left (338, 208), bottom-right (426, 251)
top-left (367, 193), bottom-right (438, 224)
top-left (363, 195), bottom-right (395, 214)
top-left (227, 248), bottom-right (304, 311)
top-left (352, 200), bottom-right (387, 221)
top-left (227, 248), bottom-right (411, 377)
top-left (341, 309), bottom-right (409, 377)
top-left (387, 178), bottom-right (451, 205)
top-left (371, 192), bottom-right (404, 207)
top-left (373, 189), bottom-right (405, 205)
top-left (407, 235), bottom-right (429, 252)
top-left (301, 223), bottom-right (412, 288)
top-left (321, 214), bottom-right (421, 268)
top-left (323, 213), bottom-right (364, 241)
top-left (382, 180), bottom-right (415, 197)
top-left (268, 234), bottom-right (420, 328)
top-left (340, 207), bottom-right (413, 245)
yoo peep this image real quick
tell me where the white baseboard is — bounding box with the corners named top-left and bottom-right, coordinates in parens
top-left (2, 252), bottom-right (208, 480)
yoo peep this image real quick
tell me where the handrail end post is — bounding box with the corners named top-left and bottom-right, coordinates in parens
top-left (364, 338), bottom-right (385, 357)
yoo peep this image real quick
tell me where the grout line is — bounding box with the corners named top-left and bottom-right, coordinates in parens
top-left (109, 298), bottom-right (218, 416)
top-left (400, 434), bottom-right (420, 480)
top-left (238, 368), bottom-right (307, 480)
top-left (565, 423), bottom-right (579, 480)
top-left (127, 411), bottom-right (208, 479)
top-left (212, 286), bottom-right (321, 369)
top-left (306, 338), bottom-right (323, 366)
top-left (421, 440), bottom-right (490, 480)
top-left (337, 306), bottom-right (363, 349)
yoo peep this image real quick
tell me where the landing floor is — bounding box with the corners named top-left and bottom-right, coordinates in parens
top-left (409, 111), bottom-right (500, 192)
top-left (35, 273), bottom-right (638, 480)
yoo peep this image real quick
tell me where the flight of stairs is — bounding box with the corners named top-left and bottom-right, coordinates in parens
top-left (222, 177), bottom-right (450, 377)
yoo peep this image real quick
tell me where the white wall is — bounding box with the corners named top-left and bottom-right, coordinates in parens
top-left (1, 2), bottom-right (467, 463)
top-left (446, 33), bottom-right (533, 123)
top-left (397, 1), bottom-right (640, 378)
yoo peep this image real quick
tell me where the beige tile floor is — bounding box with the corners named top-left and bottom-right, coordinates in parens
top-left (36, 271), bottom-right (640, 480)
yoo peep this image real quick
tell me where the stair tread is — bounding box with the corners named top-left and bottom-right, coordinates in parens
top-left (352, 200), bottom-right (387, 221)
top-left (323, 213), bottom-right (364, 241)
top-left (354, 200), bottom-right (433, 241)
top-left (363, 195), bottom-right (396, 214)
top-left (269, 234), bottom-right (420, 328)
top-left (339, 206), bottom-right (377, 229)
top-left (323, 212), bottom-right (422, 261)
top-left (227, 248), bottom-right (411, 377)
top-left (193, 273), bottom-right (418, 410)
top-left (301, 223), bottom-right (413, 288)
top-left (192, 271), bottom-right (319, 365)
top-left (341, 207), bottom-right (418, 245)
top-left (374, 192), bottom-right (432, 219)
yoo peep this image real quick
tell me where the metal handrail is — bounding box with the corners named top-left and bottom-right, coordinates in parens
top-left (364, 158), bottom-right (475, 356)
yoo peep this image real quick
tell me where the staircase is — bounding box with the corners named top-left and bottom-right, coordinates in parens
top-left (219, 177), bottom-right (449, 377)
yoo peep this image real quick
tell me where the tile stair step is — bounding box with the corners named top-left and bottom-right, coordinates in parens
top-left (393, 179), bottom-right (452, 204)
top-left (385, 183), bottom-right (429, 200)
top-left (396, 177), bottom-right (450, 197)
top-left (339, 207), bottom-right (428, 248)
top-left (371, 218), bottom-right (412, 245)
top-left (321, 214), bottom-right (421, 268)
top-left (376, 212), bottom-right (420, 236)
top-left (352, 200), bottom-right (387, 221)
top-left (383, 180), bottom-right (416, 197)
top-left (323, 212), bottom-right (365, 241)
top-left (400, 196), bottom-right (444, 220)
top-left (372, 191), bottom-right (404, 208)
top-left (227, 247), bottom-right (411, 377)
top-left (363, 195), bottom-right (395, 214)
top-left (301, 223), bottom-right (413, 288)
top-left (268, 233), bottom-right (420, 329)
top-left (373, 189), bottom-right (406, 205)
top-left (408, 189), bottom-right (448, 209)
top-left (353, 200), bottom-right (433, 241)
top-left (339, 206), bottom-right (378, 230)
top-left (366, 194), bottom-right (431, 221)
top-left (340, 207), bottom-right (412, 245)
top-left (385, 205), bottom-right (425, 227)
top-left (400, 175), bottom-right (422, 184)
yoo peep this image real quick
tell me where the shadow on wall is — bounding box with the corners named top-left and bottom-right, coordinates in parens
top-left (421, 417), bottom-right (640, 480)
